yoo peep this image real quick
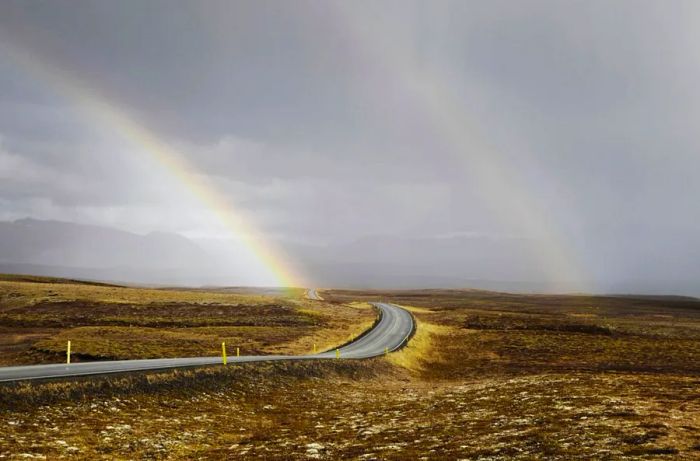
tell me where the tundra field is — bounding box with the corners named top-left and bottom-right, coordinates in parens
top-left (1, 276), bottom-right (700, 459)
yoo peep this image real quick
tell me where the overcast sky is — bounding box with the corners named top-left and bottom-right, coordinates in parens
top-left (0, 1), bottom-right (699, 290)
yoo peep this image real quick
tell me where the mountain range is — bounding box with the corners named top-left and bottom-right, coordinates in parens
top-left (0, 218), bottom-right (697, 296)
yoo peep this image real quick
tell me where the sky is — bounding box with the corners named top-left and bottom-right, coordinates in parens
top-left (0, 1), bottom-right (699, 291)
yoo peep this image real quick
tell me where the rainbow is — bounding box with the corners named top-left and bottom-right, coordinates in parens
top-left (1, 7), bottom-right (590, 292)
top-left (329, 4), bottom-right (590, 291)
top-left (0, 40), bottom-right (303, 289)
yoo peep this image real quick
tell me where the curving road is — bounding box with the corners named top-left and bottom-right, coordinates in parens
top-left (0, 300), bottom-right (413, 383)
top-left (306, 288), bottom-right (322, 300)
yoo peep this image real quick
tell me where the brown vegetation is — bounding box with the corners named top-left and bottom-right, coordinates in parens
top-left (2, 283), bottom-right (700, 459)
top-left (0, 277), bottom-right (375, 365)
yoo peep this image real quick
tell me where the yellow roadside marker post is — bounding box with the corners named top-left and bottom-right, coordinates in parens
top-left (236, 347), bottom-right (240, 358)
top-left (313, 343), bottom-right (317, 354)
top-left (66, 340), bottom-right (71, 364)
top-left (385, 347), bottom-right (389, 355)
top-left (336, 348), bottom-right (340, 359)
top-left (222, 342), bottom-right (227, 365)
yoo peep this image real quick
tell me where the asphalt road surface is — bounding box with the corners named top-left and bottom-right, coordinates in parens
top-left (0, 301), bottom-right (413, 383)
top-left (306, 288), bottom-right (322, 300)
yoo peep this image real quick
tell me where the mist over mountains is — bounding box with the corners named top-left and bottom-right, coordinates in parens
top-left (0, 218), bottom-right (696, 297)
top-left (0, 219), bottom-right (217, 285)
top-left (0, 218), bottom-right (204, 270)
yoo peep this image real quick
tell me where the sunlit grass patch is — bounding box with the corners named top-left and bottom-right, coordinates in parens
top-left (280, 302), bottom-right (378, 355)
top-left (0, 277), bottom-right (377, 364)
top-left (33, 325), bottom-right (315, 359)
top-left (296, 308), bottom-right (324, 317)
top-left (386, 319), bottom-right (452, 373)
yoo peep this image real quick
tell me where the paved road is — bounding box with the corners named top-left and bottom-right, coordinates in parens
top-left (0, 301), bottom-right (413, 383)
top-left (306, 288), bottom-right (322, 300)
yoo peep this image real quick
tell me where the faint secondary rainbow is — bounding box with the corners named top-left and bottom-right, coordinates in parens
top-left (0, 41), bottom-right (303, 289)
top-left (330, 4), bottom-right (590, 291)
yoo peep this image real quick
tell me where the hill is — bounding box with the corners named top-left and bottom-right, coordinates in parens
top-left (0, 219), bottom-right (214, 285)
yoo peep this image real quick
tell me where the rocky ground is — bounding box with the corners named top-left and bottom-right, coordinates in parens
top-left (1, 364), bottom-right (699, 459)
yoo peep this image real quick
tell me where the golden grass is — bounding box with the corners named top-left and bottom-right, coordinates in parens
top-left (34, 326), bottom-right (316, 359)
top-left (0, 277), bottom-right (377, 364)
top-left (386, 319), bottom-right (451, 373)
top-left (339, 303), bottom-right (377, 341)
top-left (0, 279), bottom-right (272, 311)
top-left (0, 273), bottom-right (118, 286)
top-left (295, 308), bottom-right (324, 317)
top-left (0, 359), bottom-right (388, 411)
top-left (277, 302), bottom-right (377, 354)
top-left (5, 363), bottom-right (698, 459)
top-left (4, 286), bottom-right (700, 459)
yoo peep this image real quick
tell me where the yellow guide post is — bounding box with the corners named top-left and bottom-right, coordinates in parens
top-left (313, 343), bottom-right (317, 354)
top-left (335, 348), bottom-right (340, 359)
top-left (66, 340), bottom-right (71, 364)
top-left (221, 342), bottom-right (227, 365)
top-left (385, 347), bottom-right (389, 355)
top-left (236, 347), bottom-right (240, 357)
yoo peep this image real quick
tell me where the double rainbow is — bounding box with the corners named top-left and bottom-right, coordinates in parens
top-left (2, 7), bottom-right (589, 292)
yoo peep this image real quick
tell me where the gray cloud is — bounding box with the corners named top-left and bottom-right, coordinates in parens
top-left (0, 0), bottom-right (699, 291)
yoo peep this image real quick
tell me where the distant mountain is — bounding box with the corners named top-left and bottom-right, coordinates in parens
top-left (0, 218), bottom-right (212, 284)
top-left (285, 234), bottom-right (556, 288)
top-left (2, 219), bottom-right (697, 295)
top-left (282, 234), bottom-right (700, 296)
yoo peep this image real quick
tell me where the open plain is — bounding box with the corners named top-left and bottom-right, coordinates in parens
top-left (1, 279), bottom-right (700, 459)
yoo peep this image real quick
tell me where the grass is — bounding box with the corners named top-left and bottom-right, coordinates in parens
top-left (326, 288), bottom-right (700, 317)
top-left (386, 319), bottom-right (449, 373)
top-left (0, 276), bottom-right (376, 365)
top-left (0, 359), bottom-right (388, 411)
top-left (2, 365), bottom-right (699, 459)
top-left (2, 282), bottom-right (700, 459)
top-left (34, 325), bottom-right (321, 360)
top-left (0, 278), bottom-right (271, 309)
